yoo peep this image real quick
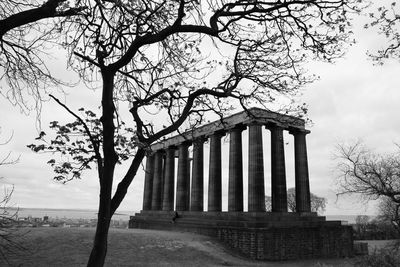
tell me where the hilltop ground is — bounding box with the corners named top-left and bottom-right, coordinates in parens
top-left (0, 227), bottom-right (389, 266)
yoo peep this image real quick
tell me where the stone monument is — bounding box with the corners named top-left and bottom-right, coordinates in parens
top-left (129, 107), bottom-right (353, 260)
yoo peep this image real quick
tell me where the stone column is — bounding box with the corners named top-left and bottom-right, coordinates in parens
top-left (176, 142), bottom-right (190, 211)
top-left (162, 146), bottom-right (176, 211)
top-left (186, 157), bottom-right (191, 209)
top-left (190, 138), bottom-right (205, 211)
top-left (228, 125), bottom-right (245, 212)
top-left (160, 155), bottom-right (166, 208)
top-left (269, 124), bottom-right (288, 212)
top-left (151, 150), bottom-right (164, 211)
top-left (248, 124), bottom-right (265, 212)
top-left (142, 154), bottom-right (155, 211)
top-left (208, 131), bottom-right (224, 212)
top-left (292, 129), bottom-right (311, 212)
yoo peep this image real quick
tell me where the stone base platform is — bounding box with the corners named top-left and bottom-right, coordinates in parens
top-left (129, 211), bottom-right (354, 260)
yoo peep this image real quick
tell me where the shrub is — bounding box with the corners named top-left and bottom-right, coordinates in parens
top-left (355, 246), bottom-right (400, 267)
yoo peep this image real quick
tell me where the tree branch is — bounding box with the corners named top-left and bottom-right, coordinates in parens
top-left (0, 0), bottom-right (85, 38)
top-left (49, 94), bottom-right (103, 178)
top-left (110, 148), bottom-right (146, 214)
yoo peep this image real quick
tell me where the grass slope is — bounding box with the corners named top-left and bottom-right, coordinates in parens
top-left (1, 227), bottom-right (359, 266)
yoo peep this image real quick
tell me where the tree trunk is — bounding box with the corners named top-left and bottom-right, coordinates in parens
top-left (87, 170), bottom-right (114, 267)
top-left (87, 215), bottom-right (111, 266)
top-left (87, 70), bottom-right (117, 267)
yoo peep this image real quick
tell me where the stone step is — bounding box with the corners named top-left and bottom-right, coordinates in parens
top-left (136, 211), bottom-right (326, 222)
top-left (131, 214), bottom-right (343, 229)
top-left (135, 211), bottom-right (326, 223)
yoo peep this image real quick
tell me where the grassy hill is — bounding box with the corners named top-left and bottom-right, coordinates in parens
top-left (0, 227), bottom-right (372, 266)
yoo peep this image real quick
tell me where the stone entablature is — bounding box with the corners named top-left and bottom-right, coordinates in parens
top-left (150, 107), bottom-right (307, 151)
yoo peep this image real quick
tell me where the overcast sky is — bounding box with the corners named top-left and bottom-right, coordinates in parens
top-left (1, 5), bottom-right (400, 216)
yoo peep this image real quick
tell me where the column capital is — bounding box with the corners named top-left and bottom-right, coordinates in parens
top-left (163, 145), bottom-right (180, 159)
top-left (245, 120), bottom-right (262, 127)
top-left (164, 145), bottom-right (178, 158)
top-left (177, 140), bottom-right (192, 147)
top-left (206, 129), bottom-right (226, 138)
top-left (227, 123), bottom-right (247, 132)
top-left (265, 121), bottom-right (285, 131)
top-left (166, 144), bottom-right (178, 150)
top-left (288, 127), bottom-right (311, 136)
top-left (151, 148), bottom-right (166, 154)
top-left (192, 135), bottom-right (207, 144)
top-left (145, 149), bottom-right (155, 157)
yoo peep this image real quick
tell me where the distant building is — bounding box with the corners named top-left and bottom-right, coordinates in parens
top-left (32, 217), bottom-right (42, 223)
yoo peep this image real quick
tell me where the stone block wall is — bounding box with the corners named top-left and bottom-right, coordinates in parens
top-left (216, 225), bottom-right (354, 260)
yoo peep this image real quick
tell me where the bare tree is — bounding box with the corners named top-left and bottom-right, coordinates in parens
top-left (355, 214), bottom-right (370, 238)
top-left (286, 187), bottom-right (327, 214)
top-left (26, 1), bottom-right (367, 266)
top-left (265, 187), bottom-right (327, 214)
top-left (335, 142), bottom-right (400, 237)
top-left (0, 185), bottom-right (25, 265)
top-left (377, 197), bottom-right (400, 236)
top-left (0, 129), bottom-right (23, 264)
top-left (356, 214), bottom-right (370, 225)
top-left (0, 0), bottom-right (84, 112)
top-left (0, 129), bottom-right (18, 168)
